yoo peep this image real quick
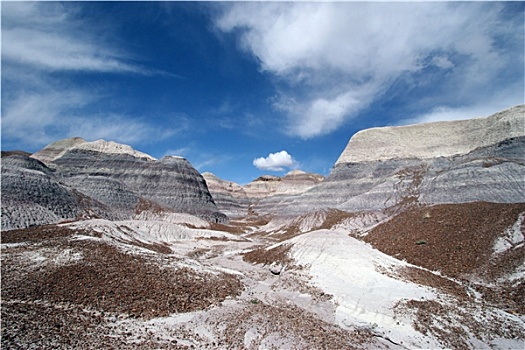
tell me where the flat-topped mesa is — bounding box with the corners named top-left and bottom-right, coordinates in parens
top-left (336, 104), bottom-right (525, 165)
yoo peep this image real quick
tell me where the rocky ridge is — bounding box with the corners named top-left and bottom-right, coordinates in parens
top-left (336, 104), bottom-right (525, 164)
top-left (203, 170), bottom-right (324, 217)
top-left (0, 155), bottom-right (114, 230)
top-left (2, 138), bottom-right (225, 230)
top-left (248, 105), bottom-right (525, 217)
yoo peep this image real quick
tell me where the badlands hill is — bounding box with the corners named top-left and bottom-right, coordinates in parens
top-left (1, 138), bottom-right (225, 230)
top-left (243, 104), bottom-right (524, 218)
top-left (2, 105), bottom-right (524, 349)
top-left (203, 170), bottom-right (324, 217)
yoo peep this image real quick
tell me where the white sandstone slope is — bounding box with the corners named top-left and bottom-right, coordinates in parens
top-left (66, 218), bottom-right (240, 246)
top-left (74, 140), bottom-right (157, 161)
top-left (336, 104), bottom-right (525, 164)
top-left (29, 137), bottom-right (87, 164)
top-left (283, 228), bottom-right (525, 349)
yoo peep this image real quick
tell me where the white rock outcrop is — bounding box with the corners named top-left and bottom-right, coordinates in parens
top-left (336, 105), bottom-right (525, 164)
top-left (32, 138), bottom-right (156, 164)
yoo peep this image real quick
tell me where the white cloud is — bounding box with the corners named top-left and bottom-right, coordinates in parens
top-left (2, 2), bottom-right (145, 74)
top-left (400, 102), bottom-right (522, 127)
top-left (253, 150), bottom-right (297, 171)
top-left (1, 88), bottom-right (174, 150)
top-left (1, 2), bottom-right (178, 151)
top-left (431, 55), bottom-right (455, 70)
top-left (216, 2), bottom-right (523, 138)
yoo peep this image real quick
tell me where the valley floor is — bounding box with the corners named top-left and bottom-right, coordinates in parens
top-left (1, 208), bottom-right (524, 349)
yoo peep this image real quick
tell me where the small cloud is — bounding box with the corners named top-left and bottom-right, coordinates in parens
top-left (253, 150), bottom-right (297, 171)
top-left (217, 99), bottom-right (234, 114)
top-left (431, 55), bottom-right (454, 70)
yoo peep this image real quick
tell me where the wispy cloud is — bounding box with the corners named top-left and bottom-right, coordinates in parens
top-left (215, 2), bottom-right (524, 138)
top-left (399, 100), bottom-right (523, 127)
top-left (1, 88), bottom-right (174, 149)
top-left (1, 2), bottom-right (178, 151)
top-left (2, 2), bottom-right (184, 78)
top-left (3, 2), bottom-right (147, 74)
top-left (253, 150), bottom-right (297, 171)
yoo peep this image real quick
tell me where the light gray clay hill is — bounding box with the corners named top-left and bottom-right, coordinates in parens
top-left (2, 138), bottom-right (225, 230)
top-left (244, 104), bottom-right (525, 218)
top-left (203, 170), bottom-right (324, 217)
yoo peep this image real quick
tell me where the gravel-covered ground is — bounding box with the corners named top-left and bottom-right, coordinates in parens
top-left (364, 202), bottom-right (525, 314)
top-left (1, 224), bottom-right (378, 349)
top-left (2, 202), bottom-right (524, 349)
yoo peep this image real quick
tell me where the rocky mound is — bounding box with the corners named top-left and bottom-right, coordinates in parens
top-left (364, 201), bottom-right (525, 315)
top-left (204, 170), bottom-right (324, 217)
top-left (2, 138), bottom-right (226, 230)
top-left (249, 105), bottom-right (525, 217)
top-left (336, 104), bottom-right (525, 164)
top-left (202, 172), bottom-right (251, 217)
top-left (364, 202), bottom-right (525, 279)
top-left (1, 155), bottom-right (113, 230)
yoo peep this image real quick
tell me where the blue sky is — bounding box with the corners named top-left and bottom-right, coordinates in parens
top-left (2, 1), bottom-right (523, 184)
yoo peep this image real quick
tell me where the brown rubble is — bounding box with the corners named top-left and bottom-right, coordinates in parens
top-left (1, 227), bottom-right (243, 322)
top-left (364, 202), bottom-right (525, 278)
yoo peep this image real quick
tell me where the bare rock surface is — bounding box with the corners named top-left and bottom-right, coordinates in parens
top-left (1, 155), bottom-right (112, 230)
top-left (250, 106), bottom-right (525, 217)
top-left (31, 137), bottom-right (155, 164)
top-left (203, 170), bottom-right (324, 217)
top-left (3, 201), bottom-right (524, 349)
top-left (3, 138), bottom-right (226, 230)
top-left (2, 105), bottom-right (525, 349)
top-left (29, 136), bottom-right (87, 165)
top-left (336, 104), bottom-right (525, 164)
top-left (364, 202), bottom-right (525, 315)
top-left (202, 172), bottom-right (251, 217)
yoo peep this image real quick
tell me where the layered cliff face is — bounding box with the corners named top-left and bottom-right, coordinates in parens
top-left (203, 170), bottom-right (324, 217)
top-left (201, 172), bottom-right (251, 217)
top-left (0, 154), bottom-right (113, 230)
top-left (251, 105), bottom-right (525, 217)
top-left (2, 139), bottom-right (225, 230)
top-left (336, 105), bottom-right (525, 164)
